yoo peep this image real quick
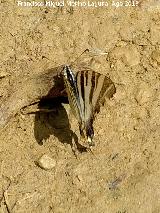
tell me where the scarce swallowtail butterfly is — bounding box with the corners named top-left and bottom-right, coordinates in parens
top-left (62, 65), bottom-right (116, 146)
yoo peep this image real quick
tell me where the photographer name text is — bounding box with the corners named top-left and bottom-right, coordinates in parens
top-left (17, 1), bottom-right (139, 8)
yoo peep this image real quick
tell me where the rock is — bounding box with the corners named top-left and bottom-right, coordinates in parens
top-left (119, 27), bottom-right (133, 41)
top-left (37, 154), bottom-right (56, 170)
top-left (151, 50), bottom-right (160, 64)
top-left (122, 46), bottom-right (140, 66)
top-left (111, 45), bottom-right (140, 66)
top-left (135, 83), bottom-right (153, 105)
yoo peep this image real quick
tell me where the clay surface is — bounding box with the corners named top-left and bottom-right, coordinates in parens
top-left (0, 1), bottom-right (160, 212)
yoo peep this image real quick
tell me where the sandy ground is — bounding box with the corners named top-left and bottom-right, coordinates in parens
top-left (0, 0), bottom-right (160, 212)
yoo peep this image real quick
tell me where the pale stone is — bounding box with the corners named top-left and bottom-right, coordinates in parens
top-left (122, 46), bottom-right (140, 66)
top-left (37, 154), bottom-right (56, 170)
top-left (111, 45), bottom-right (140, 66)
top-left (135, 83), bottom-right (153, 105)
top-left (151, 50), bottom-right (160, 64)
top-left (119, 27), bottom-right (133, 41)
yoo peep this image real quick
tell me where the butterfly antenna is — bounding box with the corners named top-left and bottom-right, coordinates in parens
top-left (70, 49), bottom-right (90, 66)
top-left (69, 48), bottom-right (108, 69)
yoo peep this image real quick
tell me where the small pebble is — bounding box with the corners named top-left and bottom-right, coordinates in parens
top-left (135, 83), bottom-right (153, 105)
top-left (151, 50), bottom-right (160, 64)
top-left (37, 154), bottom-right (56, 170)
top-left (123, 46), bottom-right (140, 66)
top-left (111, 46), bottom-right (140, 66)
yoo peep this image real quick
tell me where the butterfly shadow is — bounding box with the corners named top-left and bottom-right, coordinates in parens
top-left (34, 97), bottom-right (87, 153)
top-left (34, 96), bottom-right (74, 144)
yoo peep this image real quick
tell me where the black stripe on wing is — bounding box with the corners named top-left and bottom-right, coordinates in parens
top-left (76, 69), bottom-right (116, 115)
top-left (94, 73), bottom-right (116, 114)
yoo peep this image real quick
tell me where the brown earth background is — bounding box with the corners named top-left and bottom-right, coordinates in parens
top-left (0, 0), bottom-right (160, 212)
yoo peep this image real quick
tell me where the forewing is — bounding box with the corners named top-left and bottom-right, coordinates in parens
top-left (62, 66), bottom-right (82, 124)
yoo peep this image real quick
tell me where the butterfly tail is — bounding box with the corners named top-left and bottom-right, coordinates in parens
top-left (85, 118), bottom-right (95, 146)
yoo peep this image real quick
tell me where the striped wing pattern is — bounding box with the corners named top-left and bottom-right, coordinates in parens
top-left (62, 66), bottom-right (82, 123)
top-left (62, 65), bottom-right (116, 146)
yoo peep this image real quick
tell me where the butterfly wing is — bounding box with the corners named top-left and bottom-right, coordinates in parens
top-left (76, 69), bottom-right (116, 145)
top-left (62, 65), bottom-right (116, 146)
top-left (91, 70), bottom-right (116, 114)
top-left (62, 66), bottom-right (83, 126)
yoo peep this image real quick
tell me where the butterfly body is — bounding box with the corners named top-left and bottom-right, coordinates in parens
top-left (62, 65), bottom-right (116, 146)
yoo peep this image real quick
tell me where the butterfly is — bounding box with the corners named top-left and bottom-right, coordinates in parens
top-left (62, 65), bottom-right (116, 146)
